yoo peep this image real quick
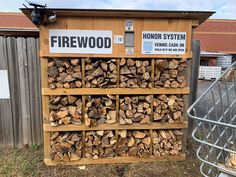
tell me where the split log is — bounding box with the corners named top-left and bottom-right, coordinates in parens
top-left (85, 130), bottom-right (116, 159)
top-left (119, 95), bottom-right (152, 124)
top-left (120, 58), bottom-right (152, 88)
top-left (47, 59), bottom-right (82, 89)
top-left (154, 59), bottom-right (187, 88)
top-left (85, 58), bottom-right (117, 88)
top-left (49, 95), bottom-right (83, 126)
top-left (153, 95), bottom-right (184, 123)
top-left (152, 129), bottom-right (183, 157)
top-left (84, 95), bottom-right (116, 127)
top-left (226, 153), bottom-right (236, 168)
top-left (117, 130), bottom-right (150, 157)
top-left (51, 132), bottom-right (83, 161)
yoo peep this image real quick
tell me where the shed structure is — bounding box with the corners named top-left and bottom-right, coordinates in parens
top-left (21, 8), bottom-right (213, 165)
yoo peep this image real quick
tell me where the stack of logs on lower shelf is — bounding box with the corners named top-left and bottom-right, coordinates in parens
top-left (45, 57), bottom-right (189, 164)
top-left (50, 129), bottom-right (183, 161)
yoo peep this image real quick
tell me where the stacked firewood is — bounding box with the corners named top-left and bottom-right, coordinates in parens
top-left (153, 95), bottom-right (184, 123)
top-left (85, 130), bottom-right (116, 159)
top-left (49, 95), bottom-right (83, 126)
top-left (119, 58), bottom-right (152, 88)
top-left (85, 58), bottom-right (117, 88)
top-left (47, 59), bottom-right (82, 89)
top-left (152, 129), bottom-right (183, 157)
top-left (154, 58), bottom-right (187, 88)
top-left (119, 95), bottom-right (152, 124)
top-left (117, 130), bottom-right (151, 157)
top-left (84, 95), bottom-right (116, 127)
top-left (51, 132), bottom-right (83, 161)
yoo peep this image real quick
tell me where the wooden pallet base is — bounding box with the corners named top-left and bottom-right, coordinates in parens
top-left (44, 154), bottom-right (186, 166)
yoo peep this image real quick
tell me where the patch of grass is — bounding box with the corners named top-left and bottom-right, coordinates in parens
top-left (30, 144), bottom-right (40, 151)
top-left (0, 146), bottom-right (43, 177)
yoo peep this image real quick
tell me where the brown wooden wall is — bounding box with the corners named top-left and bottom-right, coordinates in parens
top-left (40, 17), bottom-right (194, 58)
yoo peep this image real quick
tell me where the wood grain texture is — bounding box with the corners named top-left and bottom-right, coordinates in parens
top-left (43, 122), bottom-right (187, 131)
top-left (0, 36), bottom-right (14, 146)
top-left (42, 87), bottom-right (190, 95)
top-left (44, 154), bottom-right (186, 166)
top-left (40, 17), bottom-right (193, 58)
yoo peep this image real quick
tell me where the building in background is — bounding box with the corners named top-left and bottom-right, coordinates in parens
top-left (0, 12), bottom-right (38, 36)
top-left (194, 19), bottom-right (236, 68)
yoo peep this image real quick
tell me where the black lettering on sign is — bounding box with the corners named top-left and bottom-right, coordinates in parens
top-left (77, 37), bottom-right (88, 48)
top-left (62, 36), bottom-right (69, 47)
top-left (89, 37), bottom-right (95, 48)
top-left (50, 35), bottom-right (112, 49)
top-left (51, 36), bottom-right (57, 47)
top-left (104, 37), bottom-right (111, 48)
top-left (97, 37), bottom-right (103, 48)
top-left (70, 36), bottom-right (76, 48)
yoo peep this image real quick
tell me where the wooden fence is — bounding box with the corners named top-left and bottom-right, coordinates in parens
top-left (0, 36), bottom-right (42, 148)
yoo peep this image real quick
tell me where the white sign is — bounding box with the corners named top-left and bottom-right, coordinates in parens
top-left (125, 48), bottom-right (134, 55)
top-left (114, 35), bottom-right (124, 44)
top-left (0, 70), bottom-right (10, 99)
top-left (142, 31), bottom-right (186, 55)
top-left (125, 20), bottom-right (134, 31)
top-left (49, 29), bottom-right (112, 54)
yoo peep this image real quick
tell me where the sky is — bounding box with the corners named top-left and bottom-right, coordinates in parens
top-left (0, 0), bottom-right (236, 19)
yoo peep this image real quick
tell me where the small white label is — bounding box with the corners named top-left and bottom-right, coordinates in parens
top-left (0, 70), bottom-right (10, 99)
top-left (125, 20), bottom-right (134, 31)
top-left (114, 35), bottom-right (124, 44)
top-left (125, 47), bottom-right (134, 55)
top-left (142, 31), bottom-right (186, 55)
top-left (49, 29), bottom-right (113, 54)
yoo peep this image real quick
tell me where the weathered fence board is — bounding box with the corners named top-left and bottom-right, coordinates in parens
top-left (0, 36), bottom-right (42, 148)
top-left (0, 36), bottom-right (14, 146)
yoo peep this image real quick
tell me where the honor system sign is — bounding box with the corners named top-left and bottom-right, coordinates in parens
top-left (142, 31), bottom-right (186, 55)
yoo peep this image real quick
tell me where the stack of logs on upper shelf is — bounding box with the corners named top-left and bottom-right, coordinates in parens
top-left (47, 58), bottom-right (187, 89)
top-left (46, 57), bottom-right (188, 162)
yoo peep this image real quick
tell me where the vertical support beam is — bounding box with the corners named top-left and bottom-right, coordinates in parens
top-left (188, 40), bottom-right (201, 136)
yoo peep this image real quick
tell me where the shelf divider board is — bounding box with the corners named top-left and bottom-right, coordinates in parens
top-left (42, 87), bottom-right (190, 95)
top-left (43, 122), bottom-right (188, 131)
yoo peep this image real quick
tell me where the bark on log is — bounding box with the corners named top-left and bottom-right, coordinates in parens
top-left (49, 95), bottom-right (83, 126)
top-left (152, 129), bottom-right (183, 157)
top-left (51, 132), bottom-right (83, 161)
top-left (154, 59), bottom-right (187, 88)
top-left (84, 95), bottom-right (116, 127)
top-left (85, 130), bottom-right (116, 159)
top-left (85, 58), bottom-right (117, 88)
top-left (119, 95), bottom-right (152, 124)
top-left (153, 95), bottom-right (184, 123)
top-left (117, 130), bottom-right (151, 157)
top-left (120, 59), bottom-right (152, 88)
top-left (47, 59), bottom-right (82, 89)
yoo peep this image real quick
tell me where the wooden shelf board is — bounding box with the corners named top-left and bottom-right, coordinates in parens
top-left (42, 87), bottom-right (190, 95)
top-left (44, 122), bottom-right (188, 131)
top-left (44, 154), bottom-right (186, 166)
top-left (40, 53), bottom-right (192, 59)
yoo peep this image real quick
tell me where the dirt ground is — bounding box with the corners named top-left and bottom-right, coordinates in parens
top-left (0, 139), bottom-right (201, 177)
